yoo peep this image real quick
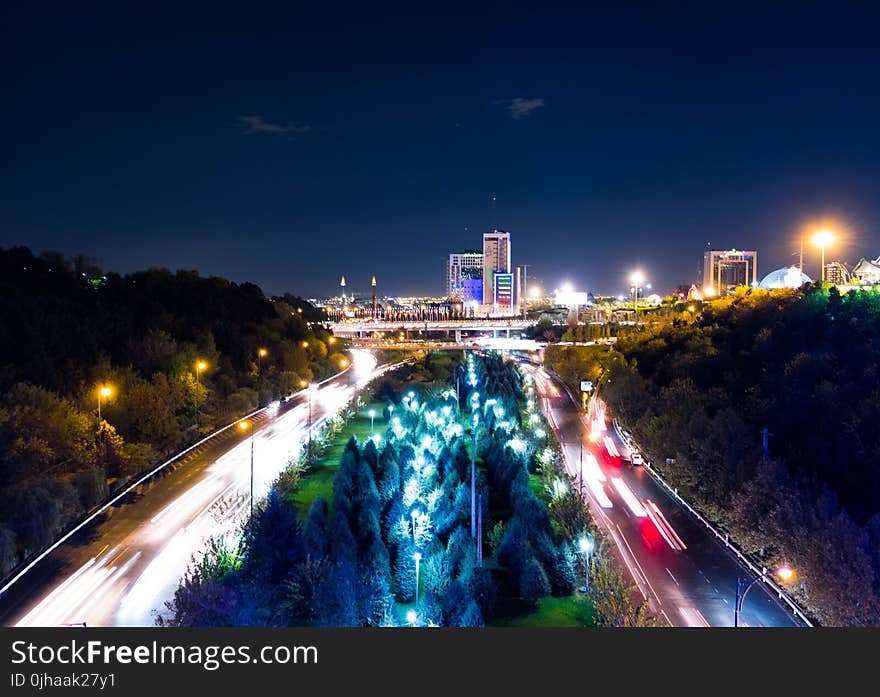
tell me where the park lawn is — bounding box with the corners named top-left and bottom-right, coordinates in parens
top-left (289, 400), bottom-right (386, 519)
top-left (490, 594), bottom-right (596, 627)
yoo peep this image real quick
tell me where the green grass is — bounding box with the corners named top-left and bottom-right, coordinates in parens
top-left (490, 594), bottom-right (597, 627)
top-left (289, 400), bottom-right (385, 519)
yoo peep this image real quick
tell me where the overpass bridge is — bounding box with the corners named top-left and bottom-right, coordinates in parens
top-left (329, 318), bottom-right (535, 341)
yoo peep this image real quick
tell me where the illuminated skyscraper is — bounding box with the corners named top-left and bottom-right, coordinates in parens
top-left (447, 251), bottom-right (483, 302)
top-left (483, 229), bottom-right (511, 307)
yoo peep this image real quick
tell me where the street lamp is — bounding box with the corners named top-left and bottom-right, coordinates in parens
top-left (368, 409), bottom-right (376, 435)
top-left (238, 420), bottom-right (255, 517)
top-left (257, 348), bottom-right (267, 373)
top-left (470, 412), bottom-right (479, 538)
top-left (812, 230), bottom-right (835, 283)
top-left (300, 380), bottom-right (312, 449)
top-left (629, 270), bottom-right (645, 305)
top-left (413, 551), bottom-right (422, 610)
top-left (577, 536), bottom-right (594, 593)
top-left (195, 360), bottom-right (207, 426)
top-left (734, 565), bottom-right (794, 627)
top-left (97, 385), bottom-right (113, 421)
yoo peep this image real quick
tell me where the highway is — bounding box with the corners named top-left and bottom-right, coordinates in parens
top-left (0, 350), bottom-right (381, 627)
top-left (528, 365), bottom-right (803, 627)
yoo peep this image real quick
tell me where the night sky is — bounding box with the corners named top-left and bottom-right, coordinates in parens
top-left (3, 3), bottom-right (880, 297)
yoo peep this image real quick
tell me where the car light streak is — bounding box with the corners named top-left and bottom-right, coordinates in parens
top-left (644, 499), bottom-right (687, 551)
top-left (611, 477), bottom-right (647, 517)
top-left (680, 606), bottom-right (711, 627)
top-left (584, 452), bottom-right (606, 482)
top-left (603, 436), bottom-right (620, 458)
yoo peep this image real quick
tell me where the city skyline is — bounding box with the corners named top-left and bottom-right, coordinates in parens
top-left (3, 5), bottom-right (880, 297)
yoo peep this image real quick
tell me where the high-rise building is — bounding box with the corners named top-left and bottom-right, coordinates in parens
top-left (483, 229), bottom-right (511, 307)
top-left (824, 261), bottom-right (850, 286)
top-left (447, 251), bottom-right (483, 301)
top-left (702, 249), bottom-right (758, 294)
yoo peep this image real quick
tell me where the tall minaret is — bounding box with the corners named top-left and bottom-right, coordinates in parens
top-left (340, 275), bottom-right (346, 304)
top-left (371, 275), bottom-right (377, 318)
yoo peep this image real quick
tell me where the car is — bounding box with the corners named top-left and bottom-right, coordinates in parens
top-left (631, 452), bottom-right (643, 466)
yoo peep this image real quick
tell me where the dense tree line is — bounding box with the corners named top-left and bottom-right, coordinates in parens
top-left (551, 285), bottom-right (880, 625)
top-left (0, 246), bottom-right (343, 578)
top-left (162, 352), bottom-right (593, 626)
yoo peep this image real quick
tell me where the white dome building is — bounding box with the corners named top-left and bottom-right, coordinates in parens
top-left (758, 266), bottom-right (811, 289)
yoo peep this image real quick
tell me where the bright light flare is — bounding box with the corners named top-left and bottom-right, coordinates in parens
top-left (776, 565), bottom-right (794, 582)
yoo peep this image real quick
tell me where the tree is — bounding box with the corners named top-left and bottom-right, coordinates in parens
top-left (519, 553), bottom-right (551, 607)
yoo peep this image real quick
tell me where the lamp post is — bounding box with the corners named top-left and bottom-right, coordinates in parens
top-left (629, 270), bottom-right (645, 308)
top-left (734, 565), bottom-right (793, 627)
top-left (413, 551), bottom-right (422, 610)
top-left (410, 509), bottom-right (419, 540)
top-left (369, 409), bottom-right (376, 435)
top-left (578, 536), bottom-right (594, 593)
top-left (195, 360), bottom-right (207, 428)
top-left (470, 413), bottom-right (479, 539)
top-left (300, 380), bottom-right (313, 450)
top-left (238, 420), bottom-right (255, 517)
top-left (813, 230), bottom-right (834, 284)
top-left (97, 385), bottom-right (112, 422)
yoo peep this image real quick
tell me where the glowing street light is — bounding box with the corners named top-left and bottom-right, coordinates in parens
top-left (368, 409), bottom-right (376, 435)
top-left (735, 565), bottom-right (794, 627)
top-left (629, 270), bottom-right (646, 304)
top-left (195, 360), bottom-right (207, 428)
top-left (238, 419), bottom-right (255, 517)
top-left (96, 385), bottom-right (113, 421)
top-left (812, 229), bottom-right (835, 283)
top-left (406, 609), bottom-right (418, 627)
top-left (577, 535), bottom-right (594, 593)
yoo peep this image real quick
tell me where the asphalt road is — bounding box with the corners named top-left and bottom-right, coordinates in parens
top-left (529, 365), bottom-right (802, 627)
top-left (0, 350), bottom-right (382, 627)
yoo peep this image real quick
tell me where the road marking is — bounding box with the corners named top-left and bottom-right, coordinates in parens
top-left (616, 523), bottom-right (661, 605)
top-left (666, 567), bottom-right (679, 586)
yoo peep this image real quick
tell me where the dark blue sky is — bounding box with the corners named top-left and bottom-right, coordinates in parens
top-left (3, 3), bottom-right (880, 297)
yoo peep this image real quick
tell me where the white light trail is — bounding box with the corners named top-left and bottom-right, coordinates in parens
top-left (611, 477), bottom-right (647, 517)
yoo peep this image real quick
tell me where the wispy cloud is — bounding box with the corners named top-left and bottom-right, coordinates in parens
top-left (238, 115), bottom-right (312, 136)
top-left (507, 97), bottom-right (545, 119)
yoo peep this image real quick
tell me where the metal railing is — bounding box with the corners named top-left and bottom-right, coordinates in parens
top-left (0, 357), bottom-right (375, 599)
top-left (610, 417), bottom-right (814, 627)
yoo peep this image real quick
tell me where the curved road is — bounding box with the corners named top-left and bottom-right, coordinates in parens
top-left (0, 350), bottom-right (382, 627)
top-left (528, 364), bottom-right (803, 627)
